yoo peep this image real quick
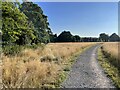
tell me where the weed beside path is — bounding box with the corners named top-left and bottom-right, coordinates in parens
top-left (97, 43), bottom-right (120, 88)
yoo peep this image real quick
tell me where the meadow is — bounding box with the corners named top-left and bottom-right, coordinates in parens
top-left (98, 42), bottom-right (120, 88)
top-left (2, 42), bottom-right (96, 88)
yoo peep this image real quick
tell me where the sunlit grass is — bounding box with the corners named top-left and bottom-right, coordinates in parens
top-left (2, 42), bottom-right (96, 88)
top-left (102, 42), bottom-right (118, 60)
top-left (98, 42), bottom-right (120, 88)
top-left (102, 42), bottom-right (119, 68)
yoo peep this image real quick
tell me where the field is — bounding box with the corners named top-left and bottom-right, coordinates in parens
top-left (2, 42), bottom-right (96, 88)
top-left (98, 42), bottom-right (120, 87)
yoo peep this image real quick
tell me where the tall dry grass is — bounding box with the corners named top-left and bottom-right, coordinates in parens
top-left (2, 42), bottom-right (96, 88)
top-left (102, 42), bottom-right (119, 67)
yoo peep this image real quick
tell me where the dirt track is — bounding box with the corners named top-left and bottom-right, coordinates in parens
top-left (61, 44), bottom-right (115, 88)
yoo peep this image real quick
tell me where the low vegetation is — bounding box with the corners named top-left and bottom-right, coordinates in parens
top-left (102, 42), bottom-right (119, 68)
top-left (2, 42), bottom-right (96, 88)
top-left (98, 42), bottom-right (120, 88)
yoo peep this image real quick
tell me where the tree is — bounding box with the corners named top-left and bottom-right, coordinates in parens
top-left (2, 2), bottom-right (35, 45)
top-left (73, 35), bottom-right (81, 42)
top-left (81, 37), bottom-right (90, 42)
top-left (49, 33), bottom-right (57, 42)
top-left (81, 37), bottom-right (99, 42)
top-left (57, 31), bottom-right (74, 42)
top-left (109, 33), bottom-right (120, 42)
top-left (99, 33), bottom-right (109, 42)
top-left (20, 2), bottom-right (51, 44)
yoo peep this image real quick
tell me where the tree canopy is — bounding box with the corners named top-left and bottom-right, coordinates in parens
top-left (73, 35), bottom-right (81, 42)
top-left (57, 31), bottom-right (74, 42)
top-left (2, 2), bottom-right (35, 45)
top-left (2, 1), bottom-right (53, 45)
top-left (99, 33), bottom-right (109, 42)
top-left (20, 2), bottom-right (52, 44)
top-left (109, 33), bottom-right (120, 42)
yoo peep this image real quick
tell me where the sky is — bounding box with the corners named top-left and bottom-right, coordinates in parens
top-left (34, 2), bottom-right (118, 37)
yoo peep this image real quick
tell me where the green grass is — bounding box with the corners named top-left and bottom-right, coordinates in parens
top-left (97, 47), bottom-right (120, 88)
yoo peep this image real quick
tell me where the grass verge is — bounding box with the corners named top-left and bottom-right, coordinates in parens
top-left (97, 46), bottom-right (120, 88)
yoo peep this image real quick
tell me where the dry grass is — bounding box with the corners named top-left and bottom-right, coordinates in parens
top-left (102, 42), bottom-right (119, 67)
top-left (98, 42), bottom-right (120, 87)
top-left (102, 42), bottom-right (119, 59)
top-left (2, 59), bottom-right (59, 88)
top-left (2, 42), bottom-right (96, 88)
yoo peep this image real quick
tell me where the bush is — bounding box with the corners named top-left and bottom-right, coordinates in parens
top-left (24, 44), bottom-right (38, 50)
top-left (24, 43), bottom-right (45, 50)
top-left (2, 45), bottom-right (22, 55)
top-left (2, 43), bottom-right (46, 56)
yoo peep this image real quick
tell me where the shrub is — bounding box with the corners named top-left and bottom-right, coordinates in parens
top-left (2, 45), bottom-right (22, 55)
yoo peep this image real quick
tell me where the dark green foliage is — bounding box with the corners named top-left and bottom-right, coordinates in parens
top-left (47, 28), bottom-right (57, 42)
top-left (56, 31), bottom-right (100, 42)
top-left (99, 33), bottom-right (109, 42)
top-left (57, 31), bottom-right (74, 42)
top-left (81, 37), bottom-right (99, 42)
top-left (99, 33), bottom-right (120, 42)
top-left (109, 33), bottom-right (120, 42)
top-left (0, 31), bottom-right (1, 43)
top-left (2, 2), bottom-right (35, 45)
top-left (2, 45), bottom-right (22, 55)
top-left (49, 34), bottom-right (57, 42)
top-left (20, 2), bottom-right (51, 44)
top-left (73, 35), bottom-right (81, 42)
top-left (2, 43), bottom-right (45, 55)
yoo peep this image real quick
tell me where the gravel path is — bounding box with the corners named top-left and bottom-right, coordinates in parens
top-left (61, 44), bottom-right (115, 88)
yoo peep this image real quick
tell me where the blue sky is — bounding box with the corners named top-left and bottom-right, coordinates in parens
top-left (35, 2), bottom-right (118, 37)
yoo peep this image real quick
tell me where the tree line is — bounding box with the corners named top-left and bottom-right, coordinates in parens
top-left (1, 1), bottom-right (119, 47)
top-left (51, 31), bottom-right (120, 42)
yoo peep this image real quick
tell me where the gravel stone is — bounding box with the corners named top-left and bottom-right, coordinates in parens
top-left (61, 44), bottom-right (115, 88)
